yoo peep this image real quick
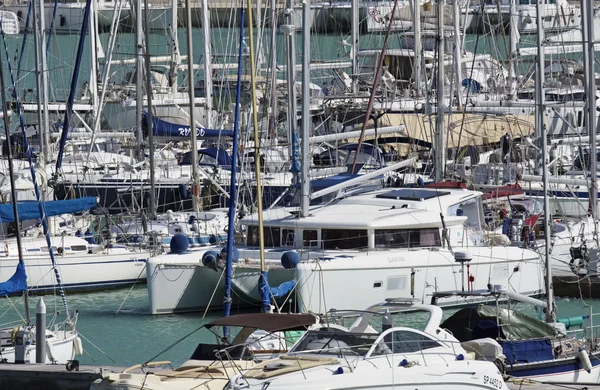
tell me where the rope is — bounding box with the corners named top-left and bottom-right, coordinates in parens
top-left (0, 20), bottom-right (72, 317)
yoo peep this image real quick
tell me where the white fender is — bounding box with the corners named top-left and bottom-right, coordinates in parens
top-left (577, 348), bottom-right (592, 373)
top-left (46, 340), bottom-right (56, 363)
top-left (73, 336), bottom-right (83, 356)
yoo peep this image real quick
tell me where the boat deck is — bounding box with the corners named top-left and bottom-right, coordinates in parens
top-left (0, 363), bottom-right (598, 390)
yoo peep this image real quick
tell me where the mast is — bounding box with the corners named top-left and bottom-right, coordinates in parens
top-left (36, 0), bottom-right (50, 164)
top-left (413, 0), bottom-right (421, 95)
top-left (223, 4), bottom-right (244, 326)
top-left (434, 0), bottom-right (445, 182)
top-left (0, 18), bottom-right (72, 318)
top-left (452, 0), bottom-right (462, 110)
top-left (201, 0), bottom-right (213, 129)
top-left (0, 46), bottom-right (30, 325)
top-left (247, 0), bottom-right (268, 312)
top-left (351, 0), bottom-right (358, 93)
top-left (300, 0), bottom-right (311, 216)
top-left (581, 0), bottom-right (597, 219)
top-left (136, 0), bottom-right (143, 157)
top-left (508, 0), bottom-right (518, 100)
top-left (186, 0), bottom-right (200, 212)
top-left (143, 0), bottom-right (157, 219)
top-left (269, 0), bottom-right (277, 138)
top-left (55, 0), bottom-right (92, 171)
top-left (535, 0), bottom-right (555, 323)
top-left (284, 0), bottom-right (298, 181)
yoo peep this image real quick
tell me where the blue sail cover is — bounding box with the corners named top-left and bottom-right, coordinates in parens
top-left (143, 112), bottom-right (233, 139)
top-left (0, 197), bottom-right (97, 223)
top-left (0, 262), bottom-right (27, 295)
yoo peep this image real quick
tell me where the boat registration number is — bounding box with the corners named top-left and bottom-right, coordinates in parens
top-left (483, 375), bottom-right (502, 389)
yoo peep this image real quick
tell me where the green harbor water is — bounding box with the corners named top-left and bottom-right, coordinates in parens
top-left (0, 285), bottom-right (598, 367)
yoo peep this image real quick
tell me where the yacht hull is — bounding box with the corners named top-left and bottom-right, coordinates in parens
top-left (296, 246), bottom-right (544, 315)
top-left (0, 248), bottom-right (147, 293)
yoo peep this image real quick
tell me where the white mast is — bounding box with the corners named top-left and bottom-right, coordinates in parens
top-left (187, 0), bottom-right (200, 212)
top-left (581, 0), bottom-right (597, 219)
top-left (508, 0), bottom-right (518, 100)
top-left (452, 0), bottom-right (462, 110)
top-left (351, 0), bottom-right (358, 93)
top-left (38, 0), bottom-right (50, 163)
top-left (535, 0), bottom-right (555, 323)
top-left (136, 0), bottom-right (143, 157)
top-left (201, 0), bottom-right (213, 128)
top-left (434, 0), bottom-right (445, 182)
top-left (413, 0), bottom-right (422, 95)
top-left (284, 0), bottom-right (297, 170)
top-left (300, 0), bottom-right (311, 216)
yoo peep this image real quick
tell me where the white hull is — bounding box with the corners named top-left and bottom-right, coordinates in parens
top-left (296, 246), bottom-right (544, 314)
top-left (0, 237), bottom-right (148, 293)
top-left (147, 249), bottom-right (294, 314)
top-left (467, 2), bottom-right (581, 34)
top-left (148, 243), bottom-right (543, 314)
top-left (6, 3), bottom-right (173, 34)
top-left (0, 328), bottom-right (79, 364)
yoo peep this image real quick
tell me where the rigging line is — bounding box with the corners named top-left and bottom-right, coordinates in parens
top-left (454, 13), bottom-right (484, 160)
top-left (114, 264), bottom-right (147, 316)
top-left (350, 0), bottom-right (400, 174)
top-left (15, 0), bottom-right (32, 88)
top-left (0, 18), bottom-right (73, 318)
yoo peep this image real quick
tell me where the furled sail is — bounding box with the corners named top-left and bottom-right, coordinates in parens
top-left (0, 197), bottom-right (97, 223)
top-left (0, 262), bottom-right (27, 295)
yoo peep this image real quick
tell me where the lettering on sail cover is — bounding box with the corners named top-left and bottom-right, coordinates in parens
top-left (178, 127), bottom-right (206, 137)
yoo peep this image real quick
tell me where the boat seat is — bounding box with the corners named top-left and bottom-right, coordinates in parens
top-left (244, 355), bottom-right (339, 379)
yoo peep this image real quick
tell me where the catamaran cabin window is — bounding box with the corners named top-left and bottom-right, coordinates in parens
top-left (246, 226), bottom-right (281, 247)
top-left (322, 229), bottom-right (368, 250)
top-left (282, 229), bottom-right (295, 247)
top-left (448, 198), bottom-right (484, 229)
top-left (303, 230), bottom-right (318, 248)
top-left (374, 229), bottom-right (441, 248)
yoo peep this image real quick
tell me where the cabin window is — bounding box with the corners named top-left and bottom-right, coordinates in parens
top-left (265, 227), bottom-right (280, 247)
top-left (41, 246), bottom-right (58, 252)
top-left (322, 229), bottom-right (368, 250)
top-left (374, 229), bottom-right (441, 248)
top-left (378, 330), bottom-right (441, 354)
top-left (71, 245), bottom-right (88, 251)
top-left (282, 229), bottom-right (295, 247)
top-left (447, 198), bottom-right (484, 229)
top-left (246, 226), bottom-right (280, 247)
top-left (303, 230), bottom-right (318, 248)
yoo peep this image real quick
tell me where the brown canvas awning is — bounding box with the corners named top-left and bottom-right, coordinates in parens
top-left (205, 313), bottom-right (318, 332)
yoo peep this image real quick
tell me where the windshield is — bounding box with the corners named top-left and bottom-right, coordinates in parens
top-left (289, 330), bottom-right (378, 357)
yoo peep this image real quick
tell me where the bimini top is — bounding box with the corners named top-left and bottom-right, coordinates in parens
top-left (205, 313), bottom-right (318, 333)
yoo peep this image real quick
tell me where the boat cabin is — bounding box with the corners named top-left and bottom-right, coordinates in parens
top-left (242, 187), bottom-right (485, 251)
